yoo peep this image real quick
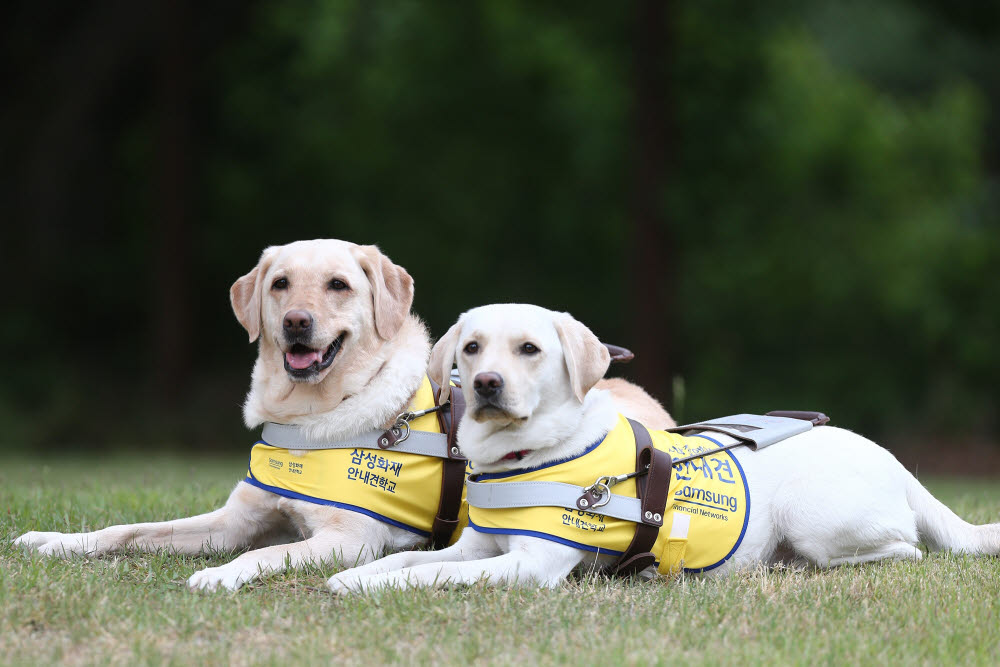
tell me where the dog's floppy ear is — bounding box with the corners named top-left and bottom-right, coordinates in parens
top-left (428, 319), bottom-right (463, 403)
top-left (554, 313), bottom-right (611, 403)
top-left (230, 246), bottom-right (277, 343)
top-left (353, 245), bottom-right (415, 340)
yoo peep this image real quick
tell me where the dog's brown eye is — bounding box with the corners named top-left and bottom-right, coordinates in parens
top-left (521, 342), bottom-right (540, 355)
top-left (328, 279), bottom-right (349, 291)
top-left (464, 342), bottom-right (479, 355)
top-left (272, 277), bottom-right (288, 290)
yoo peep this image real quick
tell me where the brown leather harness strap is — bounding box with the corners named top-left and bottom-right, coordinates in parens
top-left (430, 378), bottom-right (468, 548)
top-left (611, 418), bottom-right (673, 577)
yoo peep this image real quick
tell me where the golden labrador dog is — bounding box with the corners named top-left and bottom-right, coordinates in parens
top-left (330, 304), bottom-right (1000, 592)
top-left (16, 239), bottom-right (442, 590)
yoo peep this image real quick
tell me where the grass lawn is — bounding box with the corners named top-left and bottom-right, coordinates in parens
top-left (3, 456), bottom-right (1000, 666)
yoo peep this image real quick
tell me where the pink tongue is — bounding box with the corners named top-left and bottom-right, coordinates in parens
top-left (285, 348), bottom-right (323, 370)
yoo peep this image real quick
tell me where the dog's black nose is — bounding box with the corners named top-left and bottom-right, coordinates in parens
top-left (283, 309), bottom-right (313, 336)
top-left (473, 372), bottom-right (504, 398)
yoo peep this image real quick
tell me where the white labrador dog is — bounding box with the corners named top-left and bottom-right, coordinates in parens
top-left (16, 239), bottom-right (443, 590)
top-left (329, 304), bottom-right (1000, 592)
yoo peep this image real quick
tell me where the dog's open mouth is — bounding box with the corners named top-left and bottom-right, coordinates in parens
top-left (283, 333), bottom-right (345, 377)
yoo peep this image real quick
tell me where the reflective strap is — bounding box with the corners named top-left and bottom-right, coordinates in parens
top-left (261, 422), bottom-right (452, 458)
top-left (669, 512), bottom-right (691, 539)
top-left (466, 478), bottom-right (644, 523)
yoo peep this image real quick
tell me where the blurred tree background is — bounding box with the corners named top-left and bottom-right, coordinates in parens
top-left (2, 0), bottom-right (998, 465)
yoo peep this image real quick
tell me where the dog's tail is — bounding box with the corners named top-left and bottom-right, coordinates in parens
top-left (906, 476), bottom-right (1000, 555)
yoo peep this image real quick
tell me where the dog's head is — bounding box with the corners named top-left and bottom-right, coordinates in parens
top-left (231, 240), bottom-right (414, 385)
top-left (429, 304), bottom-right (610, 466)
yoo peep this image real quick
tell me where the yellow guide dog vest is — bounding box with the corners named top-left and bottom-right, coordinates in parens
top-left (468, 414), bottom-right (750, 574)
top-left (245, 377), bottom-right (468, 541)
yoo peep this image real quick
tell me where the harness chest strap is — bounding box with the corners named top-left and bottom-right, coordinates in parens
top-left (261, 421), bottom-right (454, 458)
top-left (464, 479), bottom-right (648, 522)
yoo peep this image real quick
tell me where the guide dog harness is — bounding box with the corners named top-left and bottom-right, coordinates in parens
top-left (244, 376), bottom-right (469, 547)
top-left (465, 411), bottom-right (829, 576)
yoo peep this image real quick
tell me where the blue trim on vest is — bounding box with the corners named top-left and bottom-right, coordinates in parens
top-left (679, 434), bottom-right (751, 574)
top-left (471, 433), bottom-right (608, 481)
top-left (244, 449), bottom-right (431, 538)
top-left (468, 519), bottom-right (625, 557)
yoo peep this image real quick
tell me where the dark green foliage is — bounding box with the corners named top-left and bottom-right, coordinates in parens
top-left (1, 0), bottom-right (997, 450)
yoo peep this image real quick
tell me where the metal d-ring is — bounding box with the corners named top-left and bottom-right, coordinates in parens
top-left (390, 418), bottom-right (412, 444)
top-left (583, 471), bottom-right (636, 509)
top-left (580, 477), bottom-right (614, 509)
top-left (590, 482), bottom-right (612, 508)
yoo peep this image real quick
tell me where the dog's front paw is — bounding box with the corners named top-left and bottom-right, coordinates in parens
top-left (327, 572), bottom-right (368, 594)
top-left (188, 564), bottom-right (255, 592)
top-left (13, 531), bottom-right (65, 551)
top-left (31, 534), bottom-right (94, 558)
top-left (328, 571), bottom-right (416, 594)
